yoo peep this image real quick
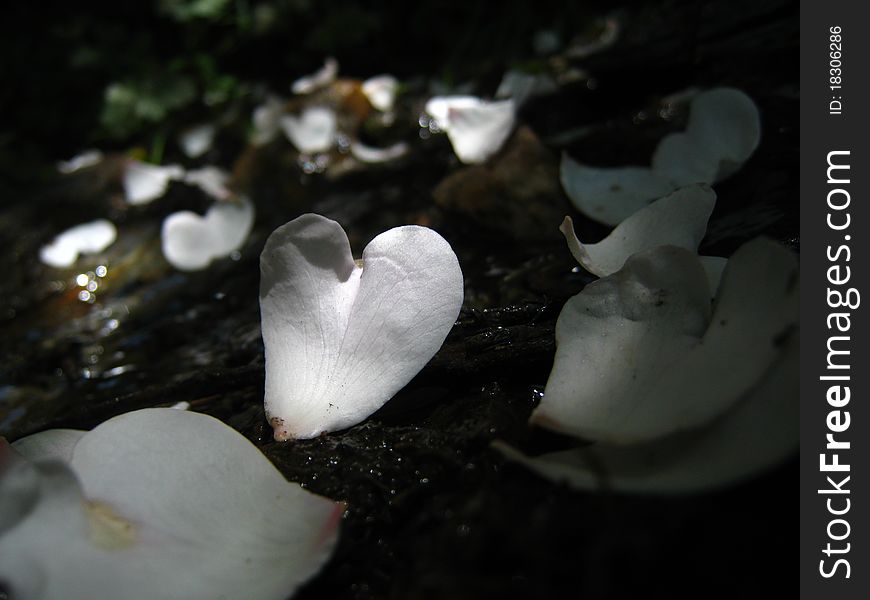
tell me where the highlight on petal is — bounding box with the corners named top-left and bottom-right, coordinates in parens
top-left (424, 96), bottom-right (516, 164)
top-left (57, 150), bottom-right (103, 174)
top-left (259, 214), bottom-right (464, 441)
top-left (559, 155), bottom-right (674, 226)
top-left (361, 75), bottom-right (399, 112)
top-left (559, 184), bottom-right (720, 278)
top-left (653, 88), bottom-right (761, 186)
top-left (161, 197), bottom-right (254, 271)
top-left (291, 57), bottom-right (339, 95)
top-left (252, 96), bottom-right (287, 145)
top-left (178, 123), bottom-right (216, 158)
top-left (349, 141), bottom-right (409, 164)
top-left (532, 238), bottom-right (798, 444)
top-left (1, 408), bottom-right (342, 600)
top-left (280, 107), bottom-right (337, 154)
top-left (560, 88), bottom-right (761, 225)
top-left (39, 220), bottom-right (118, 269)
top-left (122, 160), bottom-right (185, 205)
top-left (495, 333), bottom-right (797, 493)
top-left (183, 166), bottom-right (232, 200)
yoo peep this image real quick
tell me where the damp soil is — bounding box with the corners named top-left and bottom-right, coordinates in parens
top-left (0, 1), bottom-right (798, 598)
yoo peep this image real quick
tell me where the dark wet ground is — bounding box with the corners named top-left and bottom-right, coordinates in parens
top-left (0, 1), bottom-right (798, 597)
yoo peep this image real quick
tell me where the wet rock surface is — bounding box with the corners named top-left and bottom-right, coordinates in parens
top-left (0, 0), bottom-right (797, 597)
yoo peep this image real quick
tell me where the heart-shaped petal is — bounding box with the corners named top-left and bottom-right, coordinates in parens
top-left (280, 107), bottom-right (337, 154)
top-left (2, 409), bottom-right (341, 600)
top-left (39, 219), bottom-right (117, 268)
top-left (533, 238), bottom-right (798, 443)
top-left (161, 198), bottom-right (254, 271)
top-left (560, 88), bottom-right (760, 225)
top-left (653, 88), bottom-right (761, 185)
top-left (260, 214), bottom-right (464, 441)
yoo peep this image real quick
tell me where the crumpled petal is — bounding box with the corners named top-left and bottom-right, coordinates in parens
top-left (559, 155), bottom-right (675, 226)
top-left (425, 96), bottom-right (516, 164)
top-left (122, 160), bottom-right (185, 205)
top-left (260, 214), bottom-right (464, 441)
top-left (1, 409), bottom-right (342, 600)
top-left (559, 184), bottom-right (727, 291)
top-left (494, 332), bottom-right (797, 493)
top-left (280, 107), bottom-right (337, 154)
top-left (361, 75), bottom-right (399, 112)
top-left (161, 197), bottom-right (254, 271)
top-left (532, 238), bottom-right (798, 443)
top-left (39, 220), bottom-right (117, 268)
top-left (291, 57), bottom-right (338, 95)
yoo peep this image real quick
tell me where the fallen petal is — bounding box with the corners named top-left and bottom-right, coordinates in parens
top-left (559, 154), bottom-right (674, 226)
top-left (349, 141), bottom-right (409, 164)
top-left (280, 107), bottom-right (337, 154)
top-left (183, 166), bottom-right (232, 200)
top-left (39, 220), bottom-right (118, 269)
top-left (122, 161), bottom-right (185, 205)
top-left (361, 75), bottom-right (399, 112)
top-left (57, 150), bottom-right (103, 174)
top-left (291, 57), bottom-right (339, 95)
top-left (260, 214), bottom-right (464, 440)
top-left (425, 96), bottom-right (516, 164)
top-left (178, 123), bottom-right (216, 159)
top-left (161, 197), bottom-right (254, 271)
top-left (0, 409), bottom-right (341, 600)
top-left (653, 88), bottom-right (761, 186)
top-left (495, 331), bottom-right (797, 493)
top-left (532, 238), bottom-right (797, 443)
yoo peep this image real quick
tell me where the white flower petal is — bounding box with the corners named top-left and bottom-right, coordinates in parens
top-left (183, 166), bottom-right (232, 200)
top-left (533, 238), bottom-right (798, 443)
top-left (361, 75), bottom-right (399, 112)
top-left (280, 107), bottom-right (337, 154)
top-left (559, 154), bottom-right (675, 226)
top-left (0, 409), bottom-right (342, 600)
top-left (57, 150), bottom-right (103, 174)
top-left (291, 57), bottom-right (338, 95)
top-left (39, 220), bottom-right (118, 268)
top-left (12, 429), bottom-right (85, 463)
top-left (122, 161), bottom-right (185, 205)
top-left (349, 141), bottom-right (409, 164)
top-left (495, 333), bottom-right (797, 493)
top-left (654, 88), bottom-right (761, 185)
top-left (161, 197), bottom-right (255, 271)
top-left (562, 88), bottom-right (761, 225)
top-left (178, 123), bottom-right (216, 158)
top-left (260, 214), bottom-right (464, 441)
top-left (252, 96), bottom-right (287, 146)
top-left (560, 184), bottom-right (718, 277)
top-left (495, 70), bottom-right (557, 106)
top-left (424, 95), bottom-right (480, 128)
